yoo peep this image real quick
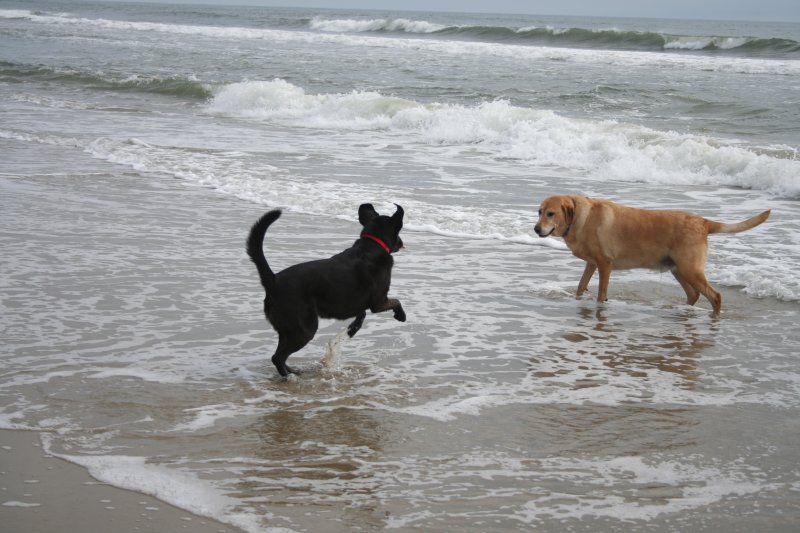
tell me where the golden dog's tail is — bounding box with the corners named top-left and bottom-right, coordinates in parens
top-left (707, 210), bottom-right (771, 234)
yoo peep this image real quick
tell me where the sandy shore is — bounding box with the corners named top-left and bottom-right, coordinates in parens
top-left (0, 430), bottom-right (242, 533)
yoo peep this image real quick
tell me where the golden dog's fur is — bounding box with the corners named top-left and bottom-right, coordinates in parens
top-left (534, 195), bottom-right (770, 316)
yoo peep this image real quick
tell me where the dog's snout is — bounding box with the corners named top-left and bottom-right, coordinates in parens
top-left (534, 225), bottom-right (542, 235)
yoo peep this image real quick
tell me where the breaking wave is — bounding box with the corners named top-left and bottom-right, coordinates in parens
top-left (306, 16), bottom-right (800, 57)
top-left (206, 79), bottom-right (800, 198)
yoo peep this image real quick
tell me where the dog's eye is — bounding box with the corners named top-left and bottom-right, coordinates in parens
top-left (547, 211), bottom-right (555, 218)
top-left (538, 209), bottom-right (542, 215)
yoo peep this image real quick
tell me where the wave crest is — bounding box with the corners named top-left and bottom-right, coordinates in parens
top-left (0, 61), bottom-right (211, 99)
top-left (206, 80), bottom-right (800, 198)
top-left (5, 8), bottom-right (798, 65)
top-left (309, 16), bottom-right (445, 34)
top-left (305, 15), bottom-right (800, 57)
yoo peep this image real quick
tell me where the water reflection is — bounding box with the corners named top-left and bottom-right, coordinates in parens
top-left (255, 407), bottom-right (384, 456)
top-left (561, 305), bottom-right (719, 389)
top-left (226, 407), bottom-right (389, 532)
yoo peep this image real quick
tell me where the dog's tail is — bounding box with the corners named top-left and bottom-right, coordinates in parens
top-left (707, 210), bottom-right (771, 235)
top-left (247, 209), bottom-right (281, 293)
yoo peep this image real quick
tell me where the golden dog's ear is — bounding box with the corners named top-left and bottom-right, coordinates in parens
top-left (562, 199), bottom-right (575, 225)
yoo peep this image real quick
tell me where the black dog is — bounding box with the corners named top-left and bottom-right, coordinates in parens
top-left (247, 204), bottom-right (406, 377)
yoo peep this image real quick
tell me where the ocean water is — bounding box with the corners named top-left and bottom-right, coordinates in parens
top-left (1, 1), bottom-right (799, 531)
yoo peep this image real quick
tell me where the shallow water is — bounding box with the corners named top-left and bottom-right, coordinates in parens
top-left (2, 2), bottom-right (799, 531)
top-left (3, 154), bottom-right (799, 531)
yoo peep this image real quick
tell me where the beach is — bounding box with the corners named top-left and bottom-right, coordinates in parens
top-left (1, 429), bottom-right (240, 533)
top-left (2, 2), bottom-right (799, 531)
top-left (0, 151), bottom-right (265, 531)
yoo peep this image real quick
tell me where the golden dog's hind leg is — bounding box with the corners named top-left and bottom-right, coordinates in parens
top-left (677, 266), bottom-right (721, 316)
top-left (700, 280), bottom-right (722, 317)
top-left (675, 246), bottom-right (721, 316)
top-left (671, 269), bottom-right (700, 306)
top-left (576, 263), bottom-right (596, 298)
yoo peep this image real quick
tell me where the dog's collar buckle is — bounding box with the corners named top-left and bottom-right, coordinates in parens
top-left (360, 233), bottom-right (391, 253)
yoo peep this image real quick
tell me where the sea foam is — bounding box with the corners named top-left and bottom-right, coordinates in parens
top-left (309, 16), bottom-right (446, 34)
top-left (206, 80), bottom-right (800, 198)
top-left (40, 435), bottom-right (268, 533)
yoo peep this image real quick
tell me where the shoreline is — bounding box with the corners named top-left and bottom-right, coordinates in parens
top-left (0, 429), bottom-right (243, 533)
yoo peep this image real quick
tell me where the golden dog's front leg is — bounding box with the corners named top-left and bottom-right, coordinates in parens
top-left (596, 260), bottom-right (612, 302)
top-left (576, 262), bottom-right (596, 298)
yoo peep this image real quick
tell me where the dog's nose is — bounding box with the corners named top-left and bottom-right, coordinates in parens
top-left (534, 225), bottom-right (542, 236)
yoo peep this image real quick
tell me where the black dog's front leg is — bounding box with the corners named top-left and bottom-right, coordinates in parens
top-left (347, 311), bottom-right (366, 337)
top-left (372, 298), bottom-right (406, 322)
top-left (392, 301), bottom-right (406, 322)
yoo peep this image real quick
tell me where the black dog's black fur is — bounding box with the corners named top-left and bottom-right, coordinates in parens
top-left (247, 204), bottom-right (406, 377)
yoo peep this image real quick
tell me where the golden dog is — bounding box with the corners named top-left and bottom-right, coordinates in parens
top-left (534, 195), bottom-right (770, 315)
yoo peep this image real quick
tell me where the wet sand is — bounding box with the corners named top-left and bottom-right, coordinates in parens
top-left (0, 429), bottom-right (242, 533)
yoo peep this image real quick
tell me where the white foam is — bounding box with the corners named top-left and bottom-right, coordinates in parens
top-left (40, 435), bottom-right (270, 533)
top-left (331, 448), bottom-right (774, 528)
top-left (0, 9), bottom-right (31, 18)
top-left (710, 264), bottom-right (800, 302)
top-left (2, 501), bottom-right (42, 508)
top-left (171, 403), bottom-right (266, 432)
top-left (204, 81), bottom-right (800, 198)
top-left (206, 79), bottom-right (419, 127)
top-left (7, 95), bottom-right (795, 304)
top-left (0, 128), bottom-right (82, 148)
top-left (81, 135), bottom-right (549, 246)
top-left (514, 455), bottom-right (769, 523)
top-left (664, 36), bottom-right (750, 51)
top-left (309, 16), bottom-right (446, 34)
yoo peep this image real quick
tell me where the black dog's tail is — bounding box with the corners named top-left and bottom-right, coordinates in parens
top-left (247, 210), bottom-right (281, 294)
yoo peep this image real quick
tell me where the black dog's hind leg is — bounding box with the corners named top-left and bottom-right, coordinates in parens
top-left (271, 336), bottom-right (294, 378)
top-left (347, 311), bottom-right (366, 338)
top-left (272, 325), bottom-right (316, 378)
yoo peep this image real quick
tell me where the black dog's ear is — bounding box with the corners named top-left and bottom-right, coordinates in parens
top-left (358, 203), bottom-right (379, 226)
top-left (391, 203), bottom-right (404, 228)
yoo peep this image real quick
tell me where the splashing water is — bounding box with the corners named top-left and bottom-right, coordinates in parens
top-left (320, 328), bottom-right (351, 370)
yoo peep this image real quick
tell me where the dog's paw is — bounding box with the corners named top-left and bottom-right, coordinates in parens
top-left (347, 313), bottom-right (366, 337)
top-left (394, 308), bottom-right (406, 322)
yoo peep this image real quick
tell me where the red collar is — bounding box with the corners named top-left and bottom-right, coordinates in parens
top-left (360, 233), bottom-right (391, 253)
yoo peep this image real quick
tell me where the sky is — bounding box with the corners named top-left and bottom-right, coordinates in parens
top-left (108, 0), bottom-right (800, 22)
